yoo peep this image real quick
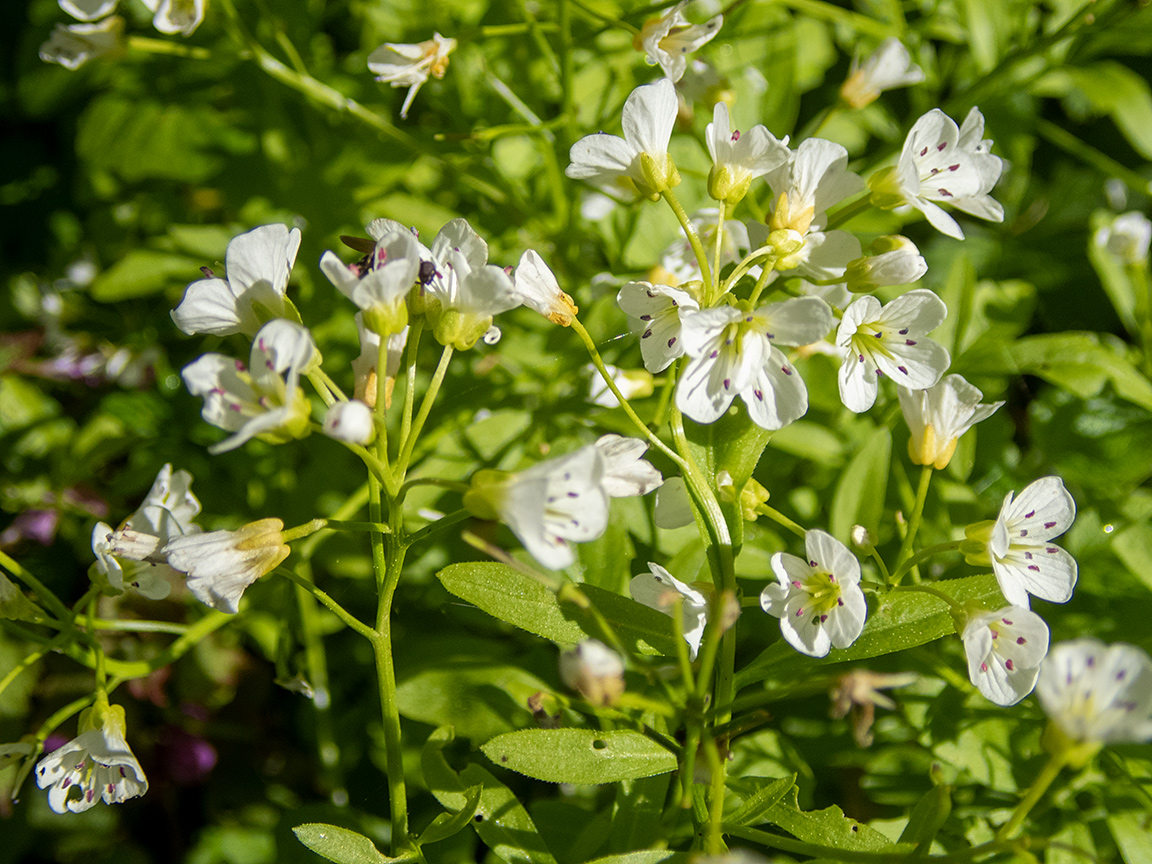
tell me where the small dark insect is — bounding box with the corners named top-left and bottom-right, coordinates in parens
top-left (340, 235), bottom-right (376, 255)
top-left (418, 260), bottom-right (437, 285)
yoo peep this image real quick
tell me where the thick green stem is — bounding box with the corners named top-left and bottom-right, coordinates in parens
top-left (710, 202), bottom-right (726, 302)
top-left (895, 465), bottom-right (933, 570)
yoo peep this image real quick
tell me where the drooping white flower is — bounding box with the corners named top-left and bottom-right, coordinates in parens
top-left (59, 0), bottom-right (118, 20)
top-left (1095, 211), bottom-right (1152, 264)
top-left (321, 229), bottom-right (419, 336)
top-left (419, 219), bottom-right (519, 350)
top-left (322, 400), bottom-right (376, 445)
top-left (164, 518), bottom-right (291, 614)
top-left (836, 289), bottom-right (950, 413)
top-left (870, 107), bottom-right (1004, 240)
top-left (840, 38), bottom-right (925, 109)
top-left (760, 529), bottom-right (868, 658)
top-left (181, 319), bottom-right (315, 454)
top-left (661, 209), bottom-right (750, 284)
top-left (677, 296), bottom-right (833, 431)
top-left (630, 563), bottom-right (709, 660)
top-left (845, 235), bottom-right (928, 293)
top-left (172, 224), bottom-right (303, 338)
top-left (140, 0), bottom-right (205, 36)
top-left (961, 605), bottom-right (1050, 706)
top-left (635, 1), bottom-right (722, 82)
top-left (35, 705), bottom-right (147, 813)
top-left (559, 639), bottom-right (626, 706)
top-left (617, 281), bottom-right (700, 373)
top-left (513, 250), bottom-right (578, 326)
top-left (91, 464), bottom-right (201, 599)
top-left (594, 434), bottom-right (663, 497)
top-left (898, 374), bottom-right (1003, 469)
top-left (587, 364), bottom-right (654, 408)
top-left (1037, 639), bottom-right (1152, 745)
top-left (463, 446), bottom-right (611, 570)
top-left (39, 16), bottom-right (124, 70)
top-left (705, 102), bottom-right (789, 205)
top-left (368, 33), bottom-right (456, 119)
top-left (964, 476), bottom-right (1077, 608)
top-left (567, 78), bottom-right (680, 200)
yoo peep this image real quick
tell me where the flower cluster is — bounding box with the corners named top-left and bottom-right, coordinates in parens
top-left (41, 0), bottom-right (204, 69)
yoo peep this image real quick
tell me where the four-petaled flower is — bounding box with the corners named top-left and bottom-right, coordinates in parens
top-left (513, 250), bottom-right (578, 326)
top-left (760, 529), bottom-right (867, 658)
top-left (1037, 639), bottom-right (1152, 746)
top-left (567, 79), bottom-right (680, 200)
top-left (630, 563), bottom-right (709, 660)
top-left (181, 319), bottom-right (315, 454)
top-left (964, 476), bottom-right (1077, 608)
top-left (870, 107), bottom-right (1004, 240)
top-left (837, 288), bottom-right (950, 413)
top-left (172, 224), bottom-right (303, 338)
top-left (634, 1), bottom-right (722, 83)
top-left (705, 102), bottom-right (789, 205)
top-left (898, 373), bottom-right (1003, 469)
top-left (321, 228), bottom-right (419, 337)
top-left (368, 33), bottom-right (456, 119)
top-left (35, 705), bottom-right (147, 814)
top-left (961, 605), bottom-right (1050, 706)
top-left (164, 518), bottom-right (291, 614)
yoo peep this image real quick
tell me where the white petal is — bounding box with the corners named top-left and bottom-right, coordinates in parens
top-left (994, 545), bottom-right (1077, 605)
top-left (838, 349), bottom-right (879, 413)
top-left (741, 348), bottom-right (808, 431)
top-left (622, 79), bottom-right (677, 158)
top-left (1006, 476), bottom-right (1076, 541)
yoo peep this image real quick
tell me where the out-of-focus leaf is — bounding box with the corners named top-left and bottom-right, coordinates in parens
top-left (481, 729), bottom-right (678, 785)
top-left (292, 824), bottom-right (410, 864)
top-left (395, 663), bottom-right (548, 742)
top-left (1112, 523), bottom-right (1152, 595)
top-left (1036, 63), bottom-right (1152, 160)
top-left (90, 249), bottom-right (203, 302)
top-left (1107, 811), bottom-right (1152, 864)
top-left (830, 425), bottom-right (891, 542)
top-left (583, 853), bottom-right (689, 864)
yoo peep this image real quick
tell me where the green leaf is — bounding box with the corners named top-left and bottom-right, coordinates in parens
top-left (395, 664), bottom-right (549, 742)
top-left (1111, 522), bottom-right (1152, 594)
top-left (898, 783), bottom-right (952, 851)
top-left (89, 249), bottom-right (202, 302)
top-left (292, 824), bottom-right (411, 864)
top-left (830, 426), bottom-right (891, 542)
top-left (727, 775), bottom-right (796, 827)
top-left (736, 574), bottom-right (1003, 690)
top-left (1108, 811), bottom-right (1152, 864)
top-left (422, 727), bottom-right (558, 864)
top-left (754, 784), bottom-right (907, 852)
top-left (417, 785), bottom-right (484, 846)
top-left (1056, 63), bottom-right (1152, 160)
top-left (481, 729), bottom-right (678, 785)
top-left (583, 853), bottom-right (689, 864)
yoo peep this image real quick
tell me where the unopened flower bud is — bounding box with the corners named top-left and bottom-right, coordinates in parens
top-left (850, 525), bottom-right (875, 552)
top-left (559, 639), bottom-right (625, 706)
top-left (846, 235), bottom-right (927, 293)
top-left (767, 228), bottom-right (806, 270)
top-left (323, 400), bottom-right (376, 445)
top-left (768, 191), bottom-right (815, 235)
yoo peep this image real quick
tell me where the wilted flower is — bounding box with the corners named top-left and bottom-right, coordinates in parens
top-left (761, 529), bottom-right (867, 658)
top-left (960, 605), bottom-right (1049, 706)
top-left (368, 33), bottom-right (456, 119)
top-left (898, 374), bottom-right (1003, 469)
top-left (963, 476), bottom-right (1077, 608)
top-left (559, 639), bottom-right (625, 706)
top-left (164, 518), bottom-right (291, 614)
top-left (39, 16), bottom-right (124, 70)
top-left (630, 563), bottom-right (709, 660)
top-left (840, 38), bottom-right (925, 109)
top-left (830, 669), bottom-right (916, 746)
top-left (634, 1), bottom-right (722, 82)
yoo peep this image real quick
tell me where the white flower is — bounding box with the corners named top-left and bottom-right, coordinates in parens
top-left (35, 707), bottom-right (147, 813)
top-left (845, 235), bottom-right (928, 293)
top-left (760, 529), bottom-right (868, 658)
top-left (654, 477), bottom-right (695, 529)
top-left (705, 102), bottom-right (789, 205)
top-left (164, 518), bottom-right (291, 614)
top-left (964, 476), bottom-right (1077, 608)
top-left (587, 364), bottom-right (654, 408)
top-left (764, 138), bottom-right (865, 236)
top-left (1037, 639), bottom-right (1152, 745)
top-left (559, 639), bottom-right (625, 706)
top-left (321, 229), bottom-right (419, 336)
top-left (661, 209), bottom-right (749, 284)
top-left (635, 1), bottom-right (722, 82)
top-left (368, 33), bottom-right (456, 119)
top-left (898, 374), bottom-right (1003, 469)
top-left (840, 38), bottom-right (925, 109)
top-left (420, 219), bottom-right (519, 350)
top-left (1096, 211), bottom-right (1152, 264)
top-left (594, 434), bottom-right (663, 497)
top-left (40, 16), bottom-right (124, 70)
top-left (961, 605), bottom-right (1050, 706)
top-left (352, 313), bottom-right (407, 409)
top-left (677, 296), bottom-right (833, 431)
top-left (617, 281), bottom-right (700, 373)
top-left (747, 220), bottom-right (862, 285)
top-left (464, 446), bottom-right (610, 570)
top-left (566, 78), bottom-right (680, 200)
top-left (172, 224), bottom-right (303, 338)
top-left (870, 107), bottom-right (1004, 240)
top-left (513, 250), bottom-right (578, 326)
top-left (140, 0), bottom-right (205, 36)
top-left (59, 0), bottom-right (118, 20)
top-left (181, 319), bottom-right (315, 454)
top-left (836, 289), bottom-right (951, 413)
top-left (322, 400), bottom-right (376, 445)
top-left (92, 464), bottom-right (201, 599)
top-left (630, 563), bottom-right (709, 660)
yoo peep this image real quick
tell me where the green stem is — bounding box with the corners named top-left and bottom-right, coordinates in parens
top-left (895, 465), bottom-right (933, 571)
top-left (274, 567), bottom-right (375, 641)
top-left (704, 736), bottom-right (726, 854)
top-left (825, 194), bottom-right (873, 230)
top-left (996, 751), bottom-right (1068, 840)
top-left (663, 188), bottom-right (713, 291)
top-left (756, 504), bottom-right (807, 539)
top-left (889, 540), bottom-right (963, 585)
top-left (375, 335), bottom-right (394, 484)
top-left (399, 320), bottom-right (424, 447)
top-left (126, 35), bottom-right (212, 59)
top-left (403, 510), bottom-right (473, 550)
top-left (397, 477), bottom-right (470, 499)
top-left (395, 344), bottom-right (453, 479)
top-left (746, 260), bottom-right (779, 306)
top-left (710, 202), bottom-right (726, 302)
top-left (569, 0), bottom-right (638, 33)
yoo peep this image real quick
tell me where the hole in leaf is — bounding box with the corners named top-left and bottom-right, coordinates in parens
top-left (474, 814), bottom-right (484, 822)
top-left (592, 739), bottom-right (608, 750)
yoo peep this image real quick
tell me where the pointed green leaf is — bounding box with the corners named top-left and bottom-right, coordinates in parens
top-left (727, 775), bottom-right (796, 827)
top-left (481, 729), bottom-right (678, 785)
top-left (756, 784), bottom-right (909, 852)
top-left (417, 785), bottom-right (484, 847)
top-left (292, 824), bottom-right (410, 864)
